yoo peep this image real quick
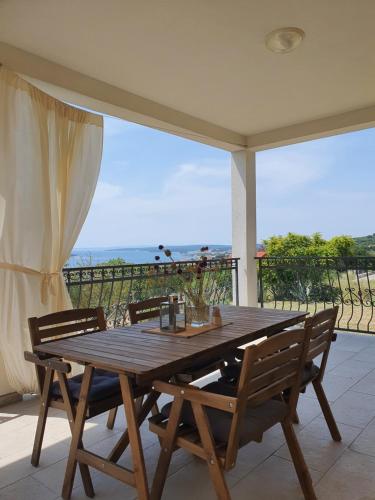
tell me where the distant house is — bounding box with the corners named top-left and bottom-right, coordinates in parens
top-left (256, 250), bottom-right (267, 259)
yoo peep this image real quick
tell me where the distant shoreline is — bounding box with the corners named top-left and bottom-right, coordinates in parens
top-left (67, 244), bottom-right (243, 267)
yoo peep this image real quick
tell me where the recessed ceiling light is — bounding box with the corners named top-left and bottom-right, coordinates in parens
top-left (265, 27), bottom-right (305, 54)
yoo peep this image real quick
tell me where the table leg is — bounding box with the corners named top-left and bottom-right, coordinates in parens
top-left (119, 374), bottom-right (150, 500)
top-left (62, 366), bottom-right (94, 500)
top-left (108, 390), bottom-right (160, 463)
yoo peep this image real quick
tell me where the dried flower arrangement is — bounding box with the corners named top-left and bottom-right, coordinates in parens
top-left (154, 245), bottom-right (210, 310)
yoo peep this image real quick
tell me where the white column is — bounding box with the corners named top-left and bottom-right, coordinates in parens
top-left (231, 149), bottom-right (258, 306)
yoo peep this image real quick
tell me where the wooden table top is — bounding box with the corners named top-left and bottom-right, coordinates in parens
top-left (35, 306), bottom-right (306, 383)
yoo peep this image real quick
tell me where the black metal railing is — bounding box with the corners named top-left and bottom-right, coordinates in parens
top-left (63, 258), bottom-right (239, 327)
top-left (257, 256), bottom-right (375, 334)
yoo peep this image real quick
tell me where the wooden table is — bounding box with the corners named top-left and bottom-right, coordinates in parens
top-left (34, 305), bottom-right (306, 500)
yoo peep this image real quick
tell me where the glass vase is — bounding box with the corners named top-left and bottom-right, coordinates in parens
top-left (186, 304), bottom-right (211, 328)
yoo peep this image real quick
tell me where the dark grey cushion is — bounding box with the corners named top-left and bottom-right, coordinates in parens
top-left (219, 363), bottom-right (241, 383)
top-left (161, 381), bottom-right (288, 447)
top-left (51, 370), bottom-right (120, 403)
top-left (302, 362), bottom-right (320, 385)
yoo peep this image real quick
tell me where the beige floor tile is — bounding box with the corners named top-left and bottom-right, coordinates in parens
top-left (351, 347), bottom-right (375, 366)
top-left (315, 449), bottom-right (375, 500)
top-left (160, 459), bottom-right (238, 500)
top-left (304, 372), bottom-right (357, 403)
top-left (324, 348), bottom-right (356, 370)
top-left (328, 359), bottom-right (375, 382)
top-left (295, 395), bottom-right (322, 428)
top-left (0, 439), bottom-right (70, 490)
top-left (350, 416), bottom-right (375, 457)
top-left (275, 417), bottom-right (362, 472)
top-left (230, 455), bottom-right (322, 500)
top-left (350, 368), bottom-right (375, 396)
top-left (71, 471), bottom-right (136, 500)
top-left (0, 476), bottom-right (56, 500)
top-left (330, 390), bottom-right (375, 428)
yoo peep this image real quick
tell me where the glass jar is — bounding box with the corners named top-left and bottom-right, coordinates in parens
top-left (186, 304), bottom-right (211, 328)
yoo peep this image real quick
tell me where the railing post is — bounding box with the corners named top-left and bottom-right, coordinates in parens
top-left (258, 258), bottom-right (264, 308)
top-left (234, 258), bottom-right (240, 306)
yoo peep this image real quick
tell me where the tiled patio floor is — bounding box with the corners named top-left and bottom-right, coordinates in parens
top-left (1, 332), bottom-right (375, 499)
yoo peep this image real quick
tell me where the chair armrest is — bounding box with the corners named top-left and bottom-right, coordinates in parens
top-left (24, 351), bottom-right (71, 374)
top-left (152, 380), bottom-right (237, 413)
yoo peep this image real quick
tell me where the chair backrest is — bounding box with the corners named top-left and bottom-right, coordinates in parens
top-left (128, 296), bottom-right (168, 324)
top-left (28, 307), bottom-right (107, 348)
top-left (304, 306), bottom-right (339, 381)
top-left (225, 327), bottom-right (310, 466)
top-left (28, 307), bottom-right (107, 392)
top-left (237, 328), bottom-right (310, 407)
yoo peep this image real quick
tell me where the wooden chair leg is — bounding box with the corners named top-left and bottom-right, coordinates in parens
top-left (108, 391), bottom-right (160, 463)
top-left (292, 409), bottom-right (300, 424)
top-left (119, 374), bottom-right (149, 500)
top-left (31, 367), bottom-right (54, 467)
top-left (313, 379), bottom-right (341, 442)
top-left (106, 406), bottom-right (118, 430)
top-left (57, 372), bottom-right (94, 498)
top-left (281, 419), bottom-right (317, 500)
top-left (191, 402), bottom-right (230, 500)
top-left (62, 366), bottom-right (94, 500)
top-left (151, 397), bottom-right (183, 500)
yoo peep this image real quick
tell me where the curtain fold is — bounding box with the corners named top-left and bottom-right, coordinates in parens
top-left (0, 67), bottom-right (103, 393)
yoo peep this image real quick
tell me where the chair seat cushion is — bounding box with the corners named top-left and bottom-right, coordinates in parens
top-left (302, 362), bottom-right (320, 385)
top-left (51, 370), bottom-right (121, 404)
top-left (175, 358), bottom-right (223, 383)
top-left (219, 363), bottom-right (241, 383)
top-left (161, 381), bottom-right (288, 447)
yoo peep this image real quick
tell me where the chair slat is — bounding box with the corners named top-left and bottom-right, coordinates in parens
top-left (309, 308), bottom-right (337, 327)
top-left (306, 341), bottom-right (329, 362)
top-left (36, 308), bottom-right (102, 327)
top-left (38, 319), bottom-right (102, 340)
top-left (248, 373), bottom-right (298, 406)
top-left (254, 329), bottom-right (305, 359)
top-left (310, 320), bottom-right (333, 339)
top-left (128, 296), bottom-right (168, 324)
top-left (251, 342), bottom-right (302, 377)
top-left (248, 359), bottom-right (300, 394)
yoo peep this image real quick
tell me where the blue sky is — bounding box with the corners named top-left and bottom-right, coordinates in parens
top-left (76, 116), bottom-right (375, 248)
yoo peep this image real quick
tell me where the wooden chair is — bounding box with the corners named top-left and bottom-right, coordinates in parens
top-left (128, 296), bottom-right (168, 324)
top-left (149, 327), bottom-right (316, 500)
top-left (25, 307), bottom-right (124, 470)
top-left (295, 306), bottom-right (341, 440)
top-left (107, 297), bottom-right (225, 428)
top-left (221, 306), bottom-right (341, 442)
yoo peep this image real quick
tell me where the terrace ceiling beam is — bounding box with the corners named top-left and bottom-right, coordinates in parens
top-left (246, 105), bottom-right (375, 151)
top-left (0, 41), bottom-right (246, 152)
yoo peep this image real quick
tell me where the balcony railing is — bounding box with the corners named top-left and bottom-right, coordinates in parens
top-left (63, 258), bottom-right (239, 327)
top-left (257, 256), bottom-right (375, 334)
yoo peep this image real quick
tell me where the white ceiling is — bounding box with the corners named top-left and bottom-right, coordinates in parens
top-left (0, 0), bottom-right (374, 137)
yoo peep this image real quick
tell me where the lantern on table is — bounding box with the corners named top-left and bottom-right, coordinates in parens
top-left (160, 294), bottom-right (186, 333)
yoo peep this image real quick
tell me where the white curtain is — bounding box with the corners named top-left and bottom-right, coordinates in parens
top-left (0, 67), bottom-right (103, 393)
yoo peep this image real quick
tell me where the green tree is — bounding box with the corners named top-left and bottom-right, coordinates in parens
top-left (261, 233), bottom-right (359, 304)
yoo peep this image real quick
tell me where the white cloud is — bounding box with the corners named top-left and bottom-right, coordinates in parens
top-left (92, 181), bottom-right (124, 203)
top-left (78, 161), bottom-right (231, 247)
top-left (256, 152), bottom-right (328, 195)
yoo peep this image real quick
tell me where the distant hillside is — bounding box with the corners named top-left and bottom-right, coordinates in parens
top-left (354, 234), bottom-right (375, 255)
